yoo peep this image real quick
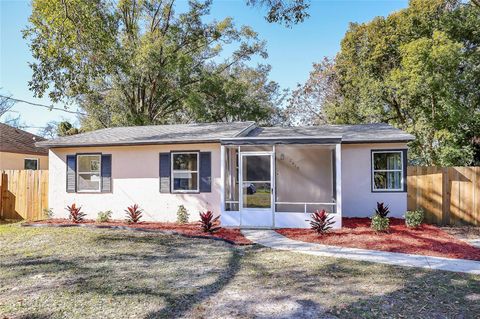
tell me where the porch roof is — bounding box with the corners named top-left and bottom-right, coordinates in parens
top-left (221, 123), bottom-right (414, 145)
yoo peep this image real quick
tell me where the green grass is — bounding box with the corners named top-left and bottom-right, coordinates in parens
top-left (243, 193), bottom-right (271, 208)
top-left (0, 223), bottom-right (479, 318)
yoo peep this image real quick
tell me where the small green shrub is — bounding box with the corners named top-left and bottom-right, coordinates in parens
top-left (405, 209), bottom-right (424, 228)
top-left (43, 208), bottom-right (54, 219)
top-left (371, 214), bottom-right (389, 232)
top-left (97, 210), bottom-right (113, 223)
top-left (176, 205), bottom-right (189, 224)
top-left (371, 202), bottom-right (390, 232)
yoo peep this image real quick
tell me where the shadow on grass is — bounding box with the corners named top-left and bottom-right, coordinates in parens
top-left (144, 249), bottom-right (242, 319)
top-left (302, 259), bottom-right (480, 317)
top-left (93, 231), bottom-right (245, 318)
top-left (2, 228), bottom-right (479, 318)
top-left (237, 247), bottom-right (480, 318)
top-left (0, 229), bottom-right (246, 318)
top-left (331, 266), bottom-right (480, 318)
top-left (16, 314), bottom-right (52, 319)
top-left (0, 219), bottom-right (22, 225)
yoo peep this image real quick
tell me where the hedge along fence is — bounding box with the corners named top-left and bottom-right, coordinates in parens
top-left (0, 170), bottom-right (49, 221)
top-left (407, 166), bottom-right (480, 226)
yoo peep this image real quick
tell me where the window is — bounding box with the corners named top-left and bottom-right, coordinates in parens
top-left (24, 158), bottom-right (38, 170)
top-left (171, 152), bottom-right (199, 192)
top-left (77, 154), bottom-right (101, 192)
top-left (372, 151), bottom-right (404, 191)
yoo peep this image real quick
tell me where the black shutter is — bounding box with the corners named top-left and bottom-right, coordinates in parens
top-left (66, 155), bottom-right (76, 193)
top-left (199, 152), bottom-right (212, 192)
top-left (159, 153), bottom-right (171, 193)
top-left (101, 154), bottom-right (112, 193)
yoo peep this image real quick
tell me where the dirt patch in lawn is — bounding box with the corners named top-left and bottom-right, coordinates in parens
top-left (441, 225), bottom-right (480, 241)
top-left (276, 218), bottom-right (480, 261)
top-left (24, 219), bottom-right (251, 245)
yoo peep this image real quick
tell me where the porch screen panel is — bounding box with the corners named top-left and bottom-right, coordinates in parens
top-left (242, 155), bottom-right (271, 209)
top-left (275, 145), bottom-right (335, 214)
top-left (224, 147), bottom-right (239, 211)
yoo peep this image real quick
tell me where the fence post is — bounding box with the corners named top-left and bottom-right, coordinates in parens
top-left (441, 167), bottom-right (450, 225)
top-left (475, 167), bottom-right (479, 226)
top-left (0, 171), bottom-right (3, 219)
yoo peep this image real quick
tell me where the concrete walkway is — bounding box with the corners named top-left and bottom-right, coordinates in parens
top-left (242, 229), bottom-right (480, 275)
top-left (468, 239), bottom-right (480, 249)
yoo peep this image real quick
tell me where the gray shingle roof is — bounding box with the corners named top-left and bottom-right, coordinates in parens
top-left (36, 122), bottom-right (256, 148)
top-left (0, 123), bottom-right (48, 155)
top-left (243, 123), bottom-right (414, 143)
top-left (36, 122), bottom-right (413, 148)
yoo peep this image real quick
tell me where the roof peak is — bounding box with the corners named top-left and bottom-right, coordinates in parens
top-left (0, 123), bottom-right (48, 155)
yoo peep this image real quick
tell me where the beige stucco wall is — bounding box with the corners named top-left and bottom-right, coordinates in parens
top-left (0, 151), bottom-right (48, 170)
top-left (341, 143), bottom-right (408, 218)
top-left (49, 141), bottom-right (409, 225)
top-left (48, 144), bottom-right (221, 222)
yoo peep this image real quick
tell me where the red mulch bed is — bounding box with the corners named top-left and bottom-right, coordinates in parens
top-left (276, 218), bottom-right (480, 261)
top-left (24, 219), bottom-right (251, 245)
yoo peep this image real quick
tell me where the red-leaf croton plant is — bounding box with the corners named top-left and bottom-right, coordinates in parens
top-left (199, 211), bottom-right (221, 233)
top-left (125, 204), bottom-right (143, 223)
top-left (66, 203), bottom-right (86, 223)
top-left (308, 209), bottom-right (335, 234)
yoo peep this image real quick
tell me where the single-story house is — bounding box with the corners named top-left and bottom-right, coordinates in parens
top-left (0, 123), bottom-right (48, 170)
top-left (36, 121), bottom-right (414, 228)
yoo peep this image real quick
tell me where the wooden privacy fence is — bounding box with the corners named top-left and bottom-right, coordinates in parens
top-left (0, 170), bottom-right (49, 221)
top-left (407, 166), bottom-right (480, 226)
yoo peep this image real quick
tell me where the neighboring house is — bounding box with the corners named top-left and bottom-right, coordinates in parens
top-left (36, 121), bottom-right (414, 228)
top-left (0, 123), bottom-right (48, 170)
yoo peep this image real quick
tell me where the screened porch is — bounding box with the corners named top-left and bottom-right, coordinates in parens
top-left (220, 144), bottom-right (342, 228)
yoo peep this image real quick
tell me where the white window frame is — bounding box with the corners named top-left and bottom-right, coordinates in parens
top-left (24, 158), bottom-right (39, 170)
top-left (171, 151), bottom-right (200, 193)
top-left (76, 154), bottom-right (102, 193)
top-left (371, 150), bottom-right (404, 192)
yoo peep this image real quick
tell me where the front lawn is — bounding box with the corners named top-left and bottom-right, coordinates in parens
top-left (0, 223), bottom-right (479, 318)
top-left (277, 218), bottom-right (480, 260)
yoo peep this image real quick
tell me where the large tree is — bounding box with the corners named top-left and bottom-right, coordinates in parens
top-left (289, 0), bottom-right (480, 165)
top-left (249, 0), bottom-right (479, 26)
top-left (25, 0), bottom-right (281, 129)
top-left (246, 0), bottom-right (309, 27)
top-left (183, 64), bottom-right (287, 124)
top-left (285, 58), bottom-right (337, 126)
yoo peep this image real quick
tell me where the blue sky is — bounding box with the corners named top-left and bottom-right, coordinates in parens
top-left (0, 0), bottom-right (408, 134)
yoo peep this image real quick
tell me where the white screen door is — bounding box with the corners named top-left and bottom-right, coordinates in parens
top-left (240, 152), bottom-right (273, 227)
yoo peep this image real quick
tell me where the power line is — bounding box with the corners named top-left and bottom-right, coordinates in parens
top-left (19, 126), bottom-right (50, 129)
top-left (0, 95), bottom-right (86, 116)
